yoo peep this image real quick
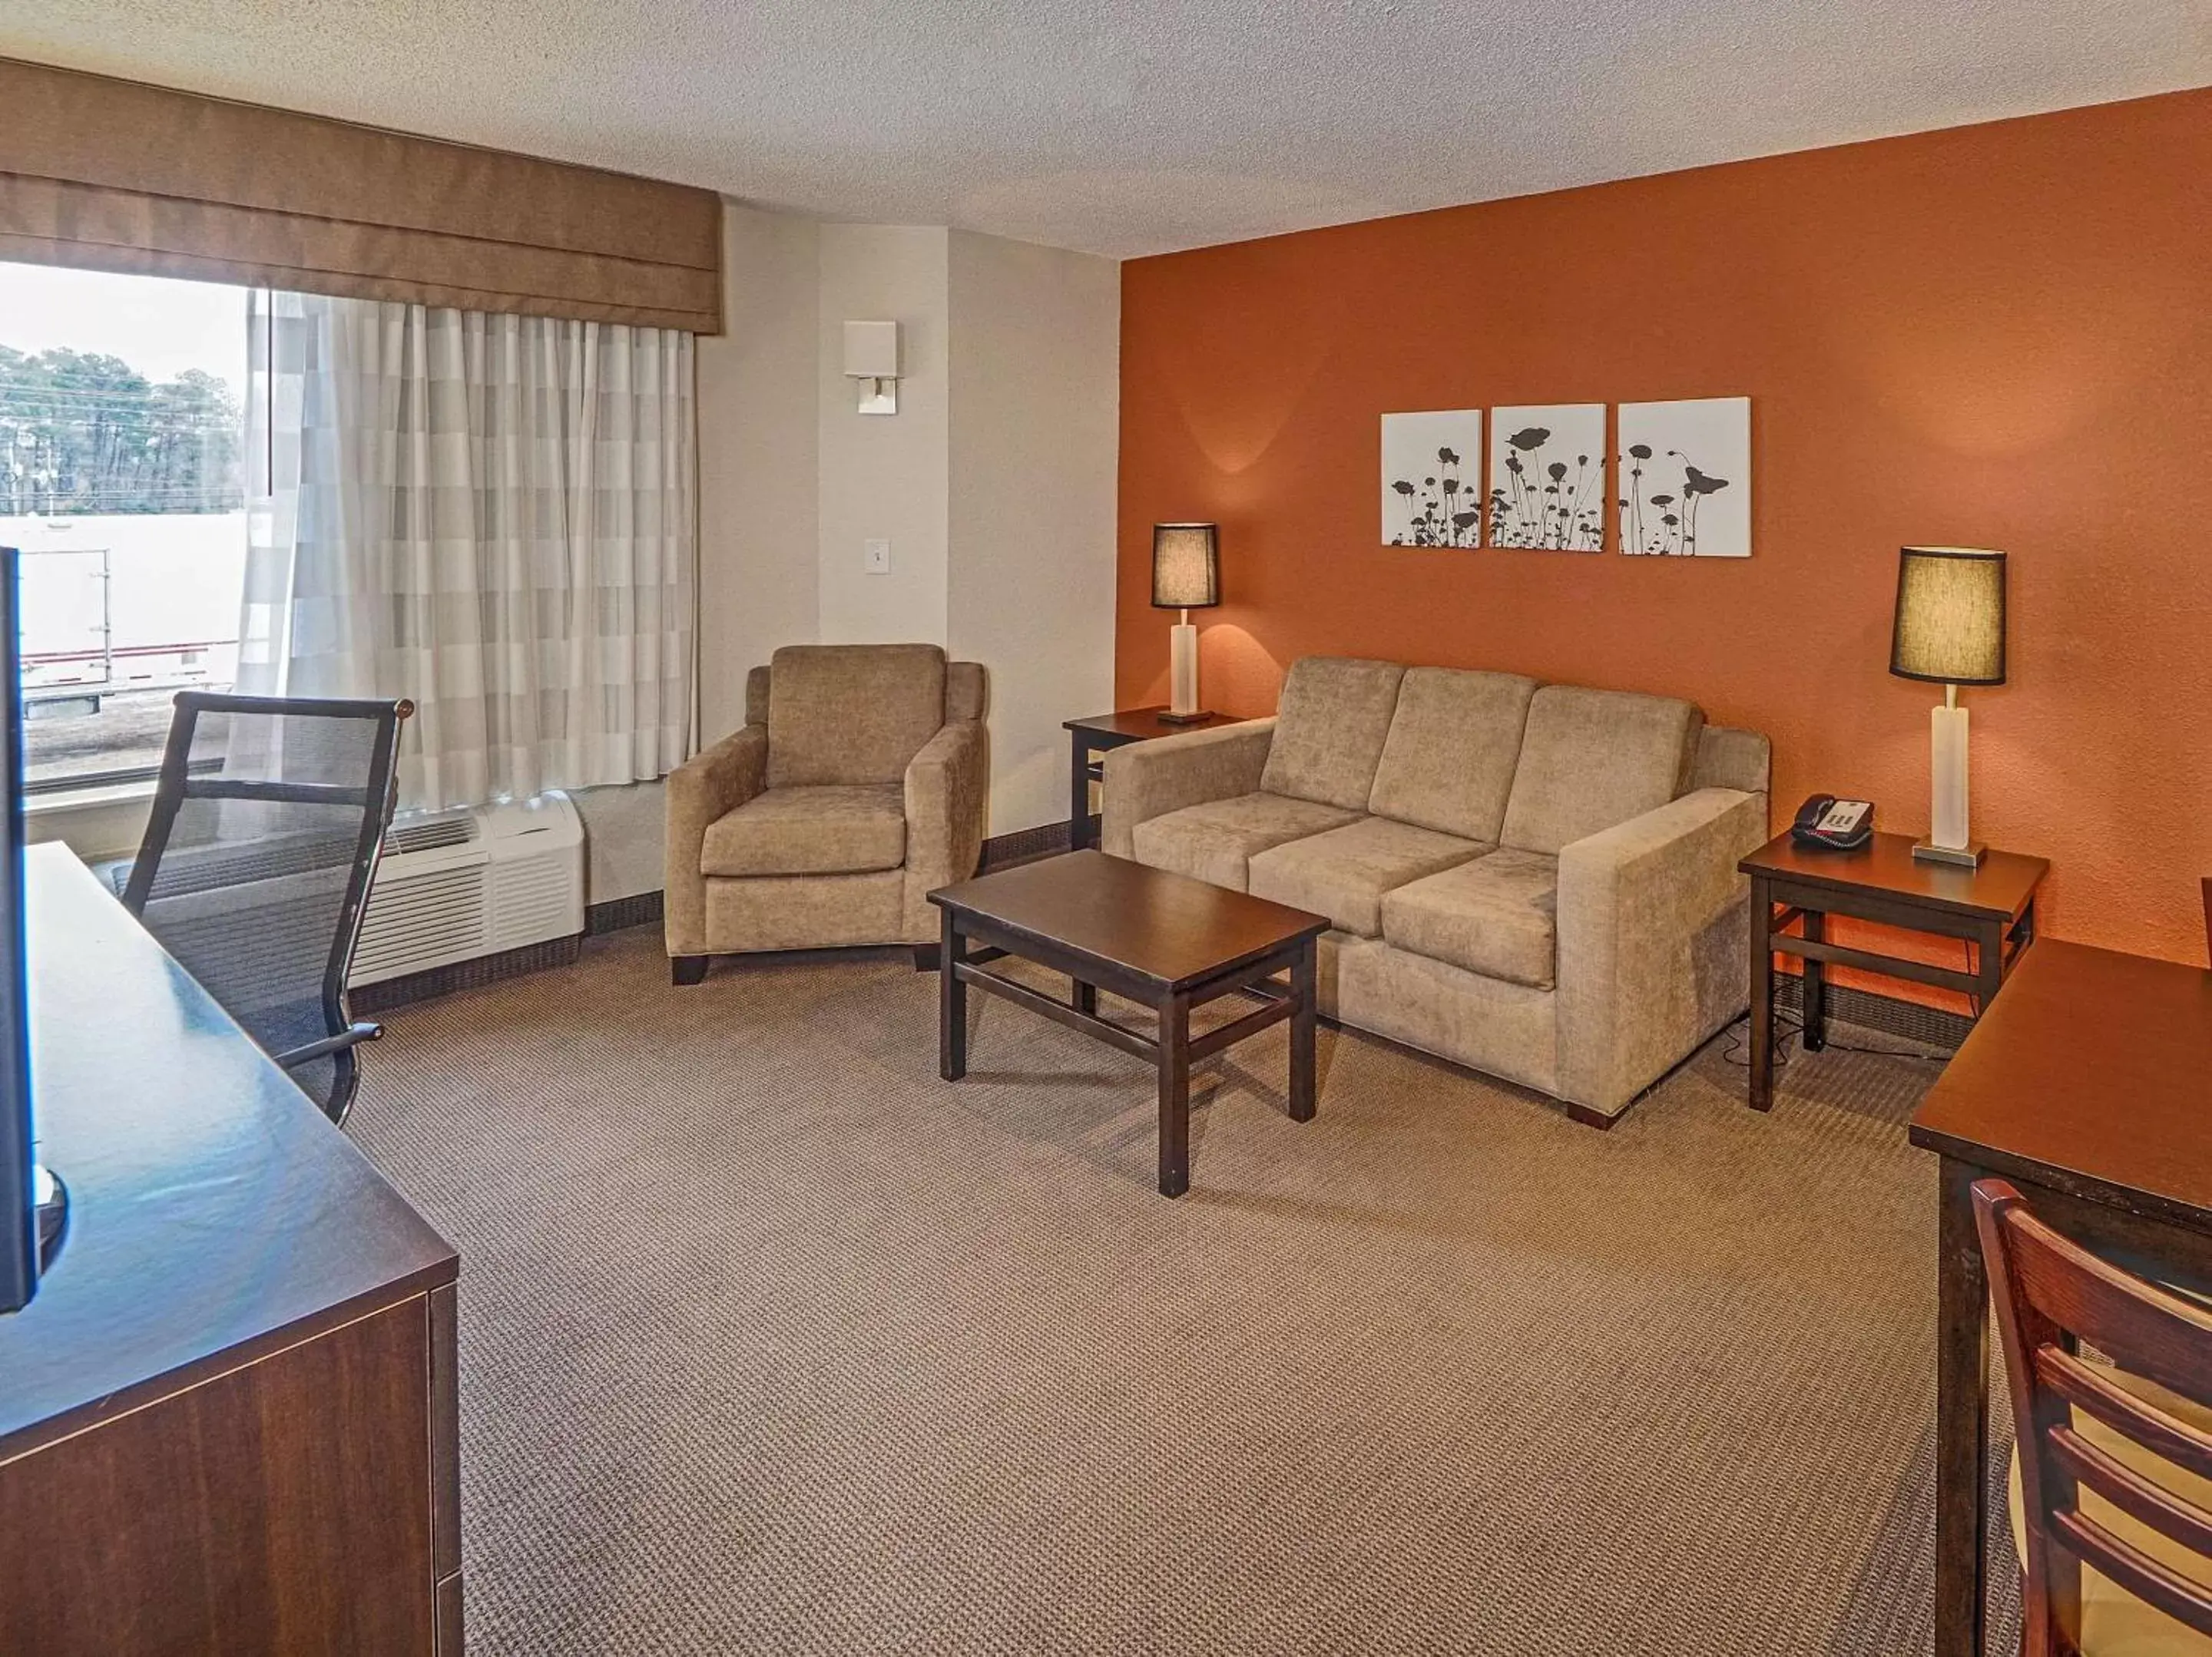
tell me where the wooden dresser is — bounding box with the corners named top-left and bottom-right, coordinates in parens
top-left (0, 846), bottom-right (462, 1654)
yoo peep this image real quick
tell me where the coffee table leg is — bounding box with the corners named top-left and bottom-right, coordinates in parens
top-left (1289, 942), bottom-right (1316, 1123)
top-left (1073, 979), bottom-right (1097, 1017)
top-left (1157, 991), bottom-right (1190, 1198)
top-left (939, 909), bottom-right (966, 1082)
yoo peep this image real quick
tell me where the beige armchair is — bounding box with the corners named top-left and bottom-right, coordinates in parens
top-left (665, 644), bottom-right (988, 981)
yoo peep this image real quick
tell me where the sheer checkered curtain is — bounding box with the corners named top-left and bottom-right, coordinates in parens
top-left (242, 290), bottom-right (695, 812)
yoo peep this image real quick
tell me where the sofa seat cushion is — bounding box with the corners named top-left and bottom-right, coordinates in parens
top-left (1382, 847), bottom-right (1560, 989)
top-left (1247, 815), bottom-right (1488, 937)
top-left (701, 784), bottom-right (906, 878)
top-left (1259, 657), bottom-right (1407, 811)
top-left (1128, 792), bottom-right (1360, 891)
top-left (1499, 685), bottom-right (1704, 855)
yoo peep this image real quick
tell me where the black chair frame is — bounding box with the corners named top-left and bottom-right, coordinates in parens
top-left (122, 691), bottom-right (409, 1125)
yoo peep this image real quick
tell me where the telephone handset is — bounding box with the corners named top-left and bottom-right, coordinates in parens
top-left (1790, 795), bottom-right (1875, 852)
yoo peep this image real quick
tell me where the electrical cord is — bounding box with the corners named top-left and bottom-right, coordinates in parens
top-left (1718, 1006), bottom-right (1948, 1070)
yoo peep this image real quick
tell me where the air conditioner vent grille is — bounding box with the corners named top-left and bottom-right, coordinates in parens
top-left (386, 814), bottom-right (476, 856)
top-left (352, 865), bottom-right (488, 984)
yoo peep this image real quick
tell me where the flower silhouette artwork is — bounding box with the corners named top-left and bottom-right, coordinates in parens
top-left (1486, 405), bottom-right (1604, 551)
top-left (1381, 409), bottom-right (1484, 547)
top-left (1616, 398), bottom-right (1752, 558)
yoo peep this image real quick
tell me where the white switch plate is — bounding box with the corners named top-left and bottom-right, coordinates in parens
top-left (863, 538), bottom-right (891, 574)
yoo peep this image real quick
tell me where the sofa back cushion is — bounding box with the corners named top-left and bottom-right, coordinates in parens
top-left (1499, 686), bottom-right (1705, 855)
top-left (1260, 657), bottom-right (1406, 811)
top-left (1367, 667), bottom-right (1538, 842)
top-left (767, 643), bottom-right (946, 787)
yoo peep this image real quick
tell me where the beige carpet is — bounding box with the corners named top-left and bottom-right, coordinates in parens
top-left (353, 927), bottom-right (2016, 1655)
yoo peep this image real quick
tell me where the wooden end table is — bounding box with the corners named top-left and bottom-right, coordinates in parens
top-left (1739, 830), bottom-right (2048, 1111)
top-left (929, 851), bottom-right (1326, 1197)
top-left (1063, 708), bottom-right (1241, 852)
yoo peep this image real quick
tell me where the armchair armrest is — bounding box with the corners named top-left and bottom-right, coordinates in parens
top-left (663, 725), bottom-right (767, 953)
top-left (902, 720), bottom-right (989, 910)
top-left (1555, 787), bottom-right (1771, 1119)
top-left (1098, 718), bottom-right (1277, 858)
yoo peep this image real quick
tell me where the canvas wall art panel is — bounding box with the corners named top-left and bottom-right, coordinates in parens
top-left (1618, 397), bottom-right (1751, 557)
top-left (1382, 409), bottom-right (1482, 547)
top-left (1487, 405), bottom-right (1606, 550)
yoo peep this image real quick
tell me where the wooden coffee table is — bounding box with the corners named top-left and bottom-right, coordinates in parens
top-left (929, 851), bottom-right (1328, 1197)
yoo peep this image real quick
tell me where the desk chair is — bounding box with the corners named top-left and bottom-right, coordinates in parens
top-left (114, 692), bottom-right (409, 1125)
top-left (1974, 1179), bottom-right (2212, 1655)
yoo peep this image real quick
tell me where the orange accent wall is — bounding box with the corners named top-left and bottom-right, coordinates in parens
top-left (1115, 88), bottom-right (2212, 985)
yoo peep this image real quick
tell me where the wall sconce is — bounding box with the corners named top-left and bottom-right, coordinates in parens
top-left (843, 320), bottom-right (900, 415)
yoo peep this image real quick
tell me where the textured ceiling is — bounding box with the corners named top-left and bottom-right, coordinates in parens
top-left (5, 0), bottom-right (2206, 259)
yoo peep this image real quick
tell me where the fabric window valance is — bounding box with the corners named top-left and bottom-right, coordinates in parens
top-left (0, 57), bottom-right (722, 332)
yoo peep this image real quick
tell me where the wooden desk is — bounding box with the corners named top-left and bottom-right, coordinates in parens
top-left (1064, 707), bottom-right (1241, 852)
top-left (0, 846), bottom-right (462, 1654)
top-left (1740, 831), bottom-right (2047, 1110)
top-left (1909, 939), bottom-right (2212, 1657)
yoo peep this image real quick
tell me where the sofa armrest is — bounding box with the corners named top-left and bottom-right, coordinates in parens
top-left (663, 725), bottom-right (767, 954)
top-left (1555, 787), bottom-right (1771, 1119)
top-left (902, 720), bottom-right (989, 911)
top-left (1098, 718), bottom-right (1277, 858)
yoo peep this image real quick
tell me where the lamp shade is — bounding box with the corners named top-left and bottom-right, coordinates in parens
top-left (1889, 547), bottom-right (2006, 686)
top-left (1151, 524), bottom-right (1220, 609)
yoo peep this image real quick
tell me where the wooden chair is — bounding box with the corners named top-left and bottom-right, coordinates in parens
top-left (1974, 1178), bottom-right (2212, 1655)
top-left (2201, 875), bottom-right (2210, 962)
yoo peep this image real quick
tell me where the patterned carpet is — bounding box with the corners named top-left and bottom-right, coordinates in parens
top-left (353, 928), bottom-right (2018, 1655)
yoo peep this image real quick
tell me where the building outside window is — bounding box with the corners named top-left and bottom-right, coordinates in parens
top-left (0, 261), bottom-right (247, 791)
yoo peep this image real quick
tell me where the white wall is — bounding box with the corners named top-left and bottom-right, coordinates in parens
top-left (695, 203), bottom-right (821, 739)
top-left (814, 225), bottom-right (950, 648)
top-left (947, 232), bottom-right (1121, 832)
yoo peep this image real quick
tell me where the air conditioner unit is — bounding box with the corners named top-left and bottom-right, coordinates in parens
top-left (350, 792), bottom-right (584, 987)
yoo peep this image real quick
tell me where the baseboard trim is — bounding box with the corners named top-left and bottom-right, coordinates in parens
top-left (1773, 974), bottom-right (1974, 1051)
top-left (980, 820), bottom-right (1073, 871)
top-left (587, 889), bottom-right (664, 936)
top-left (353, 932), bottom-right (585, 1013)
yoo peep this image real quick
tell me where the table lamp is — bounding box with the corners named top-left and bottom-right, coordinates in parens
top-left (1152, 524), bottom-right (1220, 723)
top-left (1889, 546), bottom-right (2007, 867)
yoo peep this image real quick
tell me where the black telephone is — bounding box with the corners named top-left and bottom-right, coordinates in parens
top-left (1791, 795), bottom-right (1876, 852)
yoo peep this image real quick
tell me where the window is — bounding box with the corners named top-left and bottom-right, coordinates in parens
top-left (0, 263), bottom-right (248, 791)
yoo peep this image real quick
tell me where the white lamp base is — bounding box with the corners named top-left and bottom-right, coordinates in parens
top-left (1161, 618), bottom-right (1207, 722)
top-left (1912, 700), bottom-right (1983, 867)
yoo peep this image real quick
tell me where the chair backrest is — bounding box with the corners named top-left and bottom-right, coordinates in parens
top-left (120, 692), bottom-right (406, 1120)
top-left (763, 643), bottom-right (948, 788)
top-left (2201, 876), bottom-right (2210, 964)
top-left (1973, 1178), bottom-right (2212, 1649)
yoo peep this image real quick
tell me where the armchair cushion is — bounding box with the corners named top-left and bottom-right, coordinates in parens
top-left (1260, 657), bottom-right (1406, 811)
top-left (766, 643), bottom-right (946, 788)
top-left (1248, 815), bottom-right (1487, 937)
top-left (1128, 791), bottom-right (1359, 891)
top-left (1382, 848), bottom-right (1559, 989)
top-left (1367, 666), bottom-right (1538, 842)
top-left (1499, 686), bottom-right (1705, 856)
top-left (701, 784), bottom-right (906, 878)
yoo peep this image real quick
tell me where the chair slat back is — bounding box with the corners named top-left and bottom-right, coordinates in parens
top-left (1975, 1179), bottom-right (2212, 1652)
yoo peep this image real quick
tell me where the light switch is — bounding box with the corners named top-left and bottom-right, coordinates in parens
top-left (863, 539), bottom-right (891, 574)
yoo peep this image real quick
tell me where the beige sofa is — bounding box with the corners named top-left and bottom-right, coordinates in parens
top-left (1101, 657), bottom-right (1770, 1124)
top-left (664, 644), bottom-right (988, 981)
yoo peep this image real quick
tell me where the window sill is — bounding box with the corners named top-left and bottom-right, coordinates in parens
top-left (25, 777), bottom-right (159, 817)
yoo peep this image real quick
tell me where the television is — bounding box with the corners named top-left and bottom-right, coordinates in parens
top-left (2, 546), bottom-right (64, 1312)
